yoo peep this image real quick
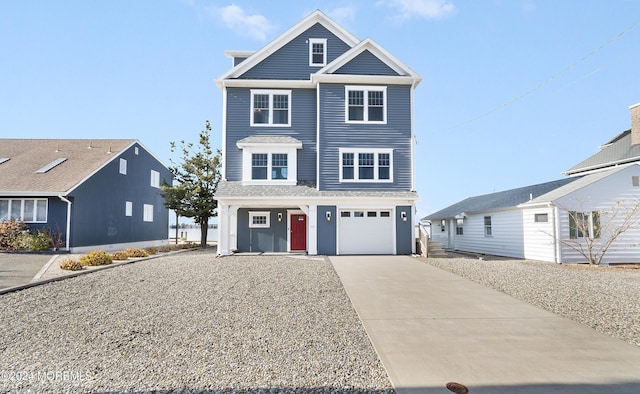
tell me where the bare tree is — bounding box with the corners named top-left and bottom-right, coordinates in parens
top-left (557, 198), bottom-right (640, 265)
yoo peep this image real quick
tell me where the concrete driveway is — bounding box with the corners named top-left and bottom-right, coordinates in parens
top-left (0, 253), bottom-right (56, 290)
top-left (330, 255), bottom-right (640, 394)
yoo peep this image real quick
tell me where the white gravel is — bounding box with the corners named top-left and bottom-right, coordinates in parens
top-left (0, 249), bottom-right (393, 393)
top-left (425, 254), bottom-right (640, 347)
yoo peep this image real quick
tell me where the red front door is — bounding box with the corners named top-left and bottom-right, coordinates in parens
top-left (290, 214), bottom-right (307, 251)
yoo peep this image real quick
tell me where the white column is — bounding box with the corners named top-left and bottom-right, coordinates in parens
top-left (229, 205), bottom-right (239, 252)
top-left (308, 204), bottom-right (317, 255)
top-left (218, 203), bottom-right (230, 255)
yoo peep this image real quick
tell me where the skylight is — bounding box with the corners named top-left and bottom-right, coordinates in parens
top-left (36, 158), bottom-right (67, 173)
top-left (0, 158), bottom-right (9, 165)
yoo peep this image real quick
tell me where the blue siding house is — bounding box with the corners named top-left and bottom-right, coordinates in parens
top-left (215, 10), bottom-right (422, 255)
top-left (0, 139), bottom-right (172, 252)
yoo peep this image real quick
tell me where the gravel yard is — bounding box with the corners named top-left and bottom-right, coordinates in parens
top-left (425, 254), bottom-right (640, 347)
top-left (0, 249), bottom-right (393, 393)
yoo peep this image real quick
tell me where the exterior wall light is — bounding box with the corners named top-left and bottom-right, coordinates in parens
top-left (277, 212), bottom-right (283, 222)
top-left (401, 211), bottom-right (408, 222)
top-left (326, 211), bottom-right (331, 221)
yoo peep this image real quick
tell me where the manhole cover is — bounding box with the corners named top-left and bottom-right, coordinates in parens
top-left (446, 382), bottom-right (469, 394)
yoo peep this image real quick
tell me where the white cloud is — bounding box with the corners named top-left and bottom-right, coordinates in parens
top-left (214, 4), bottom-right (275, 41)
top-left (379, 0), bottom-right (455, 21)
top-left (326, 6), bottom-right (357, 23)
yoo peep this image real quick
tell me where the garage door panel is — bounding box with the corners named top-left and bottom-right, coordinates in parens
top-left (339, 210), bottom-right (393, 254)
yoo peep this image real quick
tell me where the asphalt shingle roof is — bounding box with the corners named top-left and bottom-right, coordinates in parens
top-left (216, 180), bottom-right (419, 199)
top-left (565, 130), bottom-right (640, 175)
top-left (0, 139), bottom-right (136, 194)
top-left (422, 177), bottom-right (580, 220)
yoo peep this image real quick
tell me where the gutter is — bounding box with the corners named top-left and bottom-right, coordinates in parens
top-left (58, 195), bottom-right (72, 251)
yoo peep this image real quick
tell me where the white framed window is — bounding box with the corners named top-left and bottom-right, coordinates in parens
top-left (125, 201), bottom-right (133, 217)
top-left (119, 158), bottom-right (127, 175)
top-left (569, 211), bottom-right (600, 239)
top-left (0, 199), bottom-right (47, 223)
top-left (143, 204), bottom-right (154, 222)
top-left (534, 213), bottom-right (548, 223)
top-left (249, 211), bottom-right (270, 228)
top-left (134, 147), bottom-right (139, 155)
top-left (150, 170), bottom-right (160, 188)
top-left (250, 90), bottom-right (291, 127)
top-left (339, 148), bottom-right (393, 182)
top-left (345, 86), bottom-right (387, 124)
top-left (309, 38), bottom-right (327, 66)
top-left (484, 216), bottom-right (492, 237)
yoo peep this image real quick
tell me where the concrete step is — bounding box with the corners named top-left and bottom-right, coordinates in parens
top-left (427, 241), bottom-right (448, 257)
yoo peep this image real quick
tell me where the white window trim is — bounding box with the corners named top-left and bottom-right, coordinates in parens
top-left (240, 146), bottom-right (298, 186)
top-left (143, 204), bottom-right (154, 222)
top-left (125, 201), bottom-right (133, 217)
top-left (249, 211), bottom-right (270, 228)
top-left (309, 38), bottom-right (327, 66)
top-left (345, 85), bottom-right (387, 124)
top-left (150, 170), bottom-right (160, 188)
top-left (250, 89), bottom-right (292, 127)
top-left (119, 158), bottom-right (127, 175)
top-left (0, 198), bottom-right (48, 223)
top-left (339, 148), bottom-right (393, 183)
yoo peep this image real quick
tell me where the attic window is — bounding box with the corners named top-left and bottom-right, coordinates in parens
top-left (36, 158), bottom-right (67, 173)
top-left (309, 38), bottom-right (327, 66)
top-left (0, 158), bottom-right (9, 165)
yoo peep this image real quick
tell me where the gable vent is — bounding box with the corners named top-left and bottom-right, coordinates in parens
top-left (0, 158), bottom-right (9, 165)
top-left (36, 158), bottom-right (67, 173)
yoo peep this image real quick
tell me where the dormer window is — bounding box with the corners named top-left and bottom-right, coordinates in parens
top-left (237, 136), bottom-right (302, 185)
top-left (309, 38), bottom-right (327, 66)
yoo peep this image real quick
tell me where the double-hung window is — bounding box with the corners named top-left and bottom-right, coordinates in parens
top-left (250, 90), bottom-right (291, 127)
top-left (237, 137), bottom-right (302, 186)
top-left (345, 86), bottom-right (386, 123)
top-left (484, 216), bottom-right (492, 237)
top-left (309, 38), bottom-right (327, 66)
top-left (339, 149), bottom-right (393, 182)
top-left (251, 153), bottom-right (288, 181)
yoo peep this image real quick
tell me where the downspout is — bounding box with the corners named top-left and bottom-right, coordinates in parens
top-left (552, 204), bottom-right (561, 263)
top-left (58, 196), bottom-right (72, 252)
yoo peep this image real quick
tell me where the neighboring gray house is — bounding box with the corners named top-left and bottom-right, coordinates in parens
top-left (424, 103), bottom-right (640, 264)
top-left (0, 139), bottom-right (172, 252)
top-left (215, 10), bottom-right (422, 255)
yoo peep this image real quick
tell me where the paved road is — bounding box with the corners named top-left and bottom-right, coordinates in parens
top-left (331, 255), bottom-right (640, 394)
top-left (0, 253), bottom-right (55, 289)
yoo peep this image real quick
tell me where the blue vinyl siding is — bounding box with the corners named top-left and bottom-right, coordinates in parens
top-left (334, 50), bottom-right (400, 76)
top-left (317, 205), bottom-right (337, 254)
top-left (225, 87), bottom-right (317, 181)
top-left (237, 208), bottom-right (288, 252)
top-left (395, 205), bottom-right (413, 254)
top-left (68, 144), bottom-right (171, 247)
top-left (318, 83), bottom-right (412, 190)
top-left (239, 23), bottom-right (352, 80)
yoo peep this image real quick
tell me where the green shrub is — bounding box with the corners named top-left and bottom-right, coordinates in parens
top-left (110, 251), bottom-right (129, 260)
top-left (79, 250), bottom-right (112, 267)
top-left (0, 219), bottom-right (28, 250)
top-left (60, 258), bottom-right (83, 271)
top-left (123, 248), bottom-right (149, 258)
top-left (16, 229), bottom-right (52, 251)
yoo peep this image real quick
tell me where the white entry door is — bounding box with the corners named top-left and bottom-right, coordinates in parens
top-left (338, 209), bottom-right (394, 254)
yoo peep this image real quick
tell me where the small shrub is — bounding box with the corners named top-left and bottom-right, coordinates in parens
top-left (0, 219), bottom-right (28, 250)
top-left (123, 248), bottom-right (149, 258)
top-left (144, 246), bottom-right (158, 255)
top-left (16, 229), bottom-right (52, 251)
top-left (79, 250), bottom-right (112, 267)
top-left (110, 251), bottom-right (129, 260)
top-left (60, 258), bottom-right (83, 271)
top-left (158, 245), bottom-right (172, 253)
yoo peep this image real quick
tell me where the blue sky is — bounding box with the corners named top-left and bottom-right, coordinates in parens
top-left (2, 0), bottom-right (640, 220)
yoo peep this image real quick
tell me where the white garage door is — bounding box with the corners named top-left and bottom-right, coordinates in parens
top-left (338, 209), bottom-right (394, 254)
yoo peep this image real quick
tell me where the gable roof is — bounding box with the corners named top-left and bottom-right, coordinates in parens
top-left (564, 129), bottom-right (640, 176)
top-left (315, 37), bottom-right (422, 86)
top-left (0, 139), bottom-right (136, 196)
top-left (422, 178), bottom-right (580, 220)
top-left (217, 10), bottom-right (359, 84)
top-left (523, 165), bottom-right (631, 206)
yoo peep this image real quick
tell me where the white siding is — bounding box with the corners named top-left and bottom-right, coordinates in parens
top-left (556, 165), bottom-right (640, 264)
top-left (429, 219), bottom-right (450, 248)
top-left (522, 207), bottom-right (556, 262)
top-left (454, 209), bottom-right (525, 258)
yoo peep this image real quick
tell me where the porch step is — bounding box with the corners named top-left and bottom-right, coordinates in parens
top-left (427, 241), bottom-right (448, 258)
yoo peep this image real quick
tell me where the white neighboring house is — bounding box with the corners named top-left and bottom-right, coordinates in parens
top-left (169, 224), bottom-right (218, 243)
top-left (424, 102), bottom-right (640, 264)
